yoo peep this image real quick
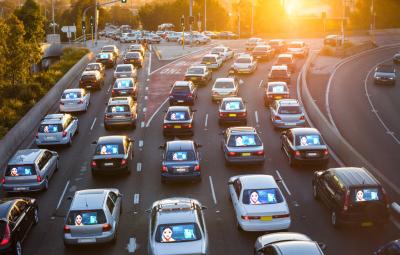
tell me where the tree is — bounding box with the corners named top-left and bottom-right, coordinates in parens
top-left (0, 19), bottom-right (10, 84)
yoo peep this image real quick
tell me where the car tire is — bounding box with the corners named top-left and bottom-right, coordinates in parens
top-left (288, 155), bottom-right (296, 167)
top-left (15, 241), bottom-right (22, 255)
top-left (331, 211), bottom-right (340, 228)
top-left (67, 136), bottom-right (72, 147)
top-left (313, 184), bottom-right (319, 200)
top-left (43, 178), bottom-right (49, 191)
top-left (33, 208), bottom-right (39, 225)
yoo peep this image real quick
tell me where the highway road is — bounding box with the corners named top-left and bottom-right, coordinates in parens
top-left (10, 39), bottom-right (399, 255)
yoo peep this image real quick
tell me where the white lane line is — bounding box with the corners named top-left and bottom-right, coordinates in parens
top-left (136, 162), bottom-right (142, 172)
top-left (143, 107), bottom-right (147, 113)
top-left (90, 118), bottom-right (97, 131)
top-left (149, 44), bottom-right (152, 51)
top-left (209, 176), bottom-right (218, 204)
top-left (56, 180), bottom-right (70, 210)
top-left (107, 86), bottom-right (111, 93)
top-left (275, 170), bottom-right (292, 196)
top-left (254, 111), bottom-right (259, 126)
top-left (133, 193), bottom-right (140, 204)
top-left (140, 121), bottom-right (145, 128)
top-left (147, 52), bottom-right (152, 75)
top-left (204, 113), bottom-right (208, 130)
top-left (146, 98), bottom-right (168, 127)
top-left (127, 237), bottom-right (137, 253)
top-left (144, 96), bottom-right (148, 100)
top-left (145, 86), bottom-right (149, 91)
top-left (138, 140), bottom-right (144, 148)
top-left (258, 79), bottom-right (264, 88)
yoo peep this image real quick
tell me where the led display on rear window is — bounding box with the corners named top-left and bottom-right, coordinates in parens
top-left (115, 79), bottom-right (133, 88)
top-left (39, 124), bottom-right (62, 133)
top-left (354, 188), bottom-right (380, 202)
top-left (242, 189), bottom-right (283, 205)
top-left (168, 111), bottom-right (187, 120)
top-left (6, 165), bottom-right (34, 176)
top-left (229, 134), bottom-right (261, 147)
top-left (67, 210), bottom-right (106, 226)
top-left (224, 101), bottom-right (241, 110)
top-left (96, 144), bottom-right (120, 155)
top-left (108, 105), bottom-right (129, 113)
top-left (156, 224), bottom-right (200, 243)
top-left (269, 85), bottom-right (286, 93)
top-left (98, 53), bottom-right (110, 59)
top-left (62, 92), bottom-right (81, 99)
top-left (297, 135), bottom-right (323, 146)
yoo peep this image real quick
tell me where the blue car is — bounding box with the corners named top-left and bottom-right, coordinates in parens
top-left (169, 81), bottom-right (197, 106)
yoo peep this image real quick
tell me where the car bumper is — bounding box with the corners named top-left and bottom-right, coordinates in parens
top-left (36, 137), bottom-right (70, 146)
top-left (104, 118), bottom-right (136, 126)
top-left (60, 104), bottom-right (86, 112)
top-left (163, 128), bottom-right (193, 136)
top-left (235, 68), bottom-right (253, 74)
top-left (169, 98), bottom-right (194, 105)
top-left (64, 232), bottom-right (115, 245)
top-left (293, 156), bottom-right (329, 165)
top-left (161, 172), bottom-right (201, 181)
top-left (272, 120), bottom-right (306, 129)
top-left (239, 218), bottom-right (291, 231)
top-left (219, 116), bottom-right (247, 124)
top-left (225, 155), bottom-right (265, 164)
top-left (92, 166), bottom-right (128, 174)
top-left (337, 211), bottom-right (390, 226)
top-left (2, 182), bottom-right (46, 192)
top-left (80, 83), bottom-right (101, 90)
top-left (374, 78), bottom-right (395, 85)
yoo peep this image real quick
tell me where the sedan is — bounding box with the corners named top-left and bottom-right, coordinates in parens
top-left (163, 106), bottom-right (195, 137)
top-left (111, 78), bottom-right (138, 99)
top-left (123, 51), bottom-right (143, 68)
top-left (113, 64), bottom-right (137, 80)
top-left (211, 78), bottom-right (239, 102)
top-left (60, 89), bottom-right (90, 113)
top-left (169, 81), bottom-right (197, 106)
top-left (228, 175), bottom-right (290, 232)
top-left (218, 97), bottom-right (247, 125)
top-left (184, 65), bottom-right (212, 86)
top-left (374, 64), bottom-right (396, 85)
top-left (231, 54), bottom-right (257, 74)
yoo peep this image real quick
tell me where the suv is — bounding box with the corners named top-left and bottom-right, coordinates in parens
top-left (63, 189), bottom-right (122, 246)
top-left (312, 167), bottom-right (390, 228)
top-left (270, 99), bottom-right (305, 129)
top-left (113, 64), bottom-right (137, 80)
top-left (148, 197), bottom-right (208, 255)
top-left (184, 65), bottom-right (212, 86)
top-left (79, 70), bottom-right (104, 90)
top-left (169, 81), bottom-right (197, 105)
top-left (104, 97), bottom-right (137, 130)
top-left (2, 149), bottom-right (58, 192)
top-left (268, 65), bottom-right (291, 84)
top-left (35, 114), bottom-right (79, 147)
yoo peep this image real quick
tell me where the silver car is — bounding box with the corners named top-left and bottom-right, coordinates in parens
top-left (59, 88), bottom-right (90, 113)
top-left (104, 97), bottom-right (137, 130)
top-left (2, 149), bottom-right (58, 192)
top-left (232, 54), bottom-right (257, 74)
top-left (63, 189), bottom-right (122, 246)
top-left (148, 197), bottom-right (208, 255)
top-left (211, 77), bottom-right (239, 102)
top-left (113, 64), bottom-right (137, 80)
top-left (270, 99), bottom-right (305, 129)
top-left (35, 114), bottom-right (79, 147)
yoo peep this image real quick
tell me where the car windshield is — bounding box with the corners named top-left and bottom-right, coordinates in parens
top-left (66, 210), bottom-right (107, 226)
top-left (214, 81), bottom-right (234, 89)
top-left (278, 106), bottom-right (302, 114)
top-left (222, 101), bottom-right (243, 110)
top-left (271, 70), bottom-right (287, 76)
top-left (242, 188), bottom-right (283, 205)
top-left (296, 134), bottom-right (324, 146)
top-left (187, 68), bottom-right (204, 75)
top-left (126, 52), bottom-right (140, 58)
top-left (228, 134), bottom-right (262, 147)
top-left (107, 105), bottom-right (130, 113)
top-left (202, 57), bottom-right (216, 63)
top-left (95, 144), bottom-right (123, 155)
top-left (167, 111), bottom-right (189, 120)
top-left (166, 151), bottom-right (196, 161)
top-left (62, 91), bottom-right (82, 99)
top-left (86, 64), bottom-right (99, 71)
top-left (114, 79), bottom-right (133, 88)
top-left (39, 124), bottom-right (63, 133)
top-left (268, 85), bottom-right (287, 93)
top-left (236, 58), bottom-right (251, 64)
top-left (116, 66), bottom-right (132, 72)
top-left (6, 165), bottom-right (35, 177)
top-left (376, 65), bottom-right (394, 73)
top-left (288, 43), bottom-right (303, 48)
top-left (156, 223), bottom-right (201, 243)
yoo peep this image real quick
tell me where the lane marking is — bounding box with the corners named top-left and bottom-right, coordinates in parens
top-left (138, 140), bottom-right (144, 148)
top-left (56, 180), bottom-right (70, 211)
top-left (107, 86), bottom-right (111, 93)
top-left (136, 162), bottom-right (142, 172)
top-left (147, 52), bottom-right (152, 75)
top-left (204, 113), bottom-right (208, 130)
top-left (145, 86), bottom-right (149, 91)
top-left (90, 118), bottom-right (97, 131)
top-left (140, 121), bottom-right (145, 128)
top-left (127, 237), bottom-right (137, 253)
top-left (255, 111), bottom-right (259, 126)
top-left (258, 79), bottom-right (264, 88)
top-left (275, 170), bottom-right (291, 196)
top-left (146, 98), bottom-right (168, 127)
top-left (133, 193), bottom-right (140, 204)
top-left (209, 176), bottom-right (218, 204)
top-left (144, 96), bottom-right (148, 100)
top-left (143, 107), bottom-right (147, 113)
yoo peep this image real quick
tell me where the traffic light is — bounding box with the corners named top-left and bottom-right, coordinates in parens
top-left (189, 16), bottom-right (194, 25)
top-left (180, 15), bottom-right (185, 27)
top-left (90, 16), bottom-right (94, 27)
top-left (121, 0), bottom-right (127, 3)
top-left (82, 20), bottom-right (86, 30)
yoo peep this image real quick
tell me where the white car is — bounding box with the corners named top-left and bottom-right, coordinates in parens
top-left (211, 77), bottom-right (239, 102)
top-left (165, 32), bottom-right (182, 42)
top-left (201, 54), bottom-right (223, 70)
top-left (228, 174), bottom-right (291, 232)
top-left (178, 34), bottom-right (209, 45)
top-left (210, 46), bottom-right (234, 62)
top-left (60, 89), bottom-right (90, 113)
top-left (232, 54), bottom-right (257, 74)
top-left (245, 37), bottom-right (264, 51)
top-left (113, 64), bottom-right (137, 80)
top-left (287, 41), bottom-right (309, 58)
top-left (120, 33), bottom-right (138, 43)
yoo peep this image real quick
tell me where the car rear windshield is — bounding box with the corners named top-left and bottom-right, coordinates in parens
top-left (236, 58), bottom-right (251, 64)
top-left (95, 144), bottom-right (123, 155)
top-left (39, 124), bottom-right (63, 133)
top-left (222, 101), bottom-right (243, 110)
top-left (187, 68), bottom-right (204, 75)
top-left (102, 46), bottom-right (114, 52)
top-left (288, 43), bottom-right (303, 48)
top-left (107, 105), bottom-right (130, 113)
top-left (6, 165), bottom-right (35, 176)
top-left (67, 210), bottom-right (107, 225)
top-left (277, 57), bottom-right (291, 64)
top-left (271, 70), bottom-right (287, 76)
top-left (167, 111), bottom-right (189, 120)
top-left (81, 75), bottom-right (97, 82)
top-left (116, 66), bottom-right (132, 72)
top-left (228, 134), bottom-right (262, 147)
top-left (86, 64), bottom-right (99, 71)
top-left (166, 151), bottom-right (196, 161)
top-left (114, 79), bottom-right (133, 88)
top-left (126, 52), bottom-right (140, 58)
top-left (62, 91), bottom-right (82, 99)
top-left (296, 134), bottom-right (324, 146)
top-left (202, 57), bottom-right (216, 63)
top-left (352, 187), bottom-right (384, 203)
top-left (214, 81), bottom-right (234, 89)
top-left (156, 223), bottom-right (201, 243)
top-left (278, 106), bottom-right (302, 114)
top-left (268, 85), bottom-right (287, 93)
top-left (242, 188), bottom-right (283, 205)
top-left (172, 86), bottom-right (190, 93)
top-left (97, 53), bottom-right (110, 59)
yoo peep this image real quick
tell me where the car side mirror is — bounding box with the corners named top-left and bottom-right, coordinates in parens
top-left (201, 206), bottom-right (208, 210)
top-left (228, 180), bottom-right (234, 185)
top-left (318, 242), bottom-right (327, 251)
top-left (195, 143), bottom-right (202, 148)
top-left (91, 141), bottom-right (97, 144)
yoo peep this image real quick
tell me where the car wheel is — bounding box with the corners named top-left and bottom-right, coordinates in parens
top-left (313, 184), bottom-right (319, 200)
top-left (67, 136), bottom-right (72, 147)
top-left (33, 208), bottom-right (39, 225)
top-left (331, 211), bottom-right (340, 228)
top-left (43, 178), bottom-right (49, 191)
top-left (236, 221), bottom-right (243, 231)
top-left (15, 241), bottom-right (22, 255)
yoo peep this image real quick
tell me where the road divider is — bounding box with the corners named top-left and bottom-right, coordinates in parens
top-left (90, 118), bottom-right (97, 131)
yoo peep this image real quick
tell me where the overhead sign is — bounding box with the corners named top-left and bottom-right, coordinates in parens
top-left (61, 26), bottom-right (76, 33)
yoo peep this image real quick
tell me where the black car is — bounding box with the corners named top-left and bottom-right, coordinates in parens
top-left (184, 65), bottom-right (212, 86)
top-left (79, 70), bottom-right (104, 90)
top-left (123, 52), bottom-right (143, 68)
top-left (91, 136), bottom-right (134, 176)
top-left (163, 106), bottom-right (195, 137)
top-left (374, 239), bottom-right (400, 255)
top-left (159, 140), bottom-right (202, 183)
top-left (218, 97), bottom-right (247, 125)
top-left (312, 167), bottom-right (390, 228)
top-left (281, 128), bottom-right (329, 167)
top-left (0, 198), bottom-right (38, 255)
top-left (374, 65), bottom-right (396, 85)
top-left (169, 81), bottom-right (197, 105)
top-left (111, 78), bottom-right (138, 99)
top-left (95, 52), bottom-right (116, 68)
top-left (323, 35), bottom-right (343, 47)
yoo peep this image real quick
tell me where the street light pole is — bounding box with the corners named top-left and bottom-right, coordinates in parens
top-left (204, 0), bottom-right (207, 32)
top-left (238, 13), bottom-right (241, 38)
top-left (94, 0), bottom-right (98, 46)
top-left (51, 0), bottom-right (55, 34)
top-left (250, 0), bottom-right (254, 36)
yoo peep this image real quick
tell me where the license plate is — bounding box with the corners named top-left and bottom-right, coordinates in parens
top-left (242, 152), bottom-right (251, 156)
top-left (228, 114), bottom-right (237, 117)
top-left (361, 222), bottom-right (373, 227)
top-left (260, 216), bottom-right (272, 221)
top-left (307, 152), bottom-right (318, 157)
top-left (177, 100), bottom-right (184, 103)
top-left (206, 62), bottom-right (211, 65)
top-left (14, 187), bottom-right (28, 191)
top-left (46, 136), bottom-right (56, 141)
top-left (174, 125), bottom-right (181, 129)
top-left (104, 162), bottom-right (114, 166)
top-left (192, 77), bottom-right (197, 80)
top-left (86, 86), bottom-right (92, 88)
top-left (176, 168), bottom-right (187, 172)
top-left (78, 238), bottom-right (96, 243)
top-left (120, 91), bottom-right (127, 94)
top-left (275, 96), bottom-right (282, 99)
top-left (284, 123), bottom-right (293, 126)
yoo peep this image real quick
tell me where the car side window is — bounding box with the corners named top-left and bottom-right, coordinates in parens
top-left (38, 152), bottom-right (51, 170)
top-left (15, 201), bottom-right (28, 213)
top-left (150, 210), bottom-right (157, 234)
top-left (195, 205), bottom-right (205, 232)
top-left (286, 132), bottom-right (293, 144)
top-left (106, 197), bottom-right (115, 214)
top-left (109, 192), bottom-right (118, 204)
top-left (8, 206), bottom-right (22, 225)
top-left (233, 179), bottom-right (242, 198)
top-left (323, 173), bottom-right (336, 194)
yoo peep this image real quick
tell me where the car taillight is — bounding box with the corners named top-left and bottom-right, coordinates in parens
top-left (255, 150), bottom-right (264, 155)
top-left (37, 175), bottom-right (41, 183)
top-left (1, 178), bottom-right (5, 184)
top-left (63, 225), bottom-right (71, 234)
top-left (62, 131), bottom-right (68, 137)
top-left (121, 159), bottom-right (127, 165)
top-left (184, 124), bottom-right (192, 129)
top-left (35, 133), bottom-right (39, 139)
top-left (102, 224), bottom-right (112, 232)
top-left (294, 151), bottom-right (301, 156)
top-left (272, 214), bottom-right (290, 219)
top-left (241, 215), bottom-right (260, 220)
top-left (187, 93), bottom-right (193, 98)
top-left (0, 224), bottom-right (10, 246)
top-left (343, 190), bottom-right (350, 211)
top-left (77, 99), bottom-right (84, 104)
top-left (194, 165), bottom-right (200, 171)
top-left (219, 112), bottom-right (224, 117)
top-left (228, 151), bottom-right (236, 156)
top-left (323, 149), bottom-right (329, 155)
top-left (91, 161), bottom-right (97, 167)
top-left (163, 124), bottom-right (171, 129)
top-left (111, 90), bottom-right (115, 95)
top-left (299, 115), bottom-right (305, 120)
top-left (275, 115), bottom-right (282, 120)
top-left (162, 166), bottom-right (168, 172)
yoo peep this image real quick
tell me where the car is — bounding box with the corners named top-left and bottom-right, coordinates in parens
top-left (85, 62), bottom-right (105, 77)
top-left (63, 189), bottom-right (122, 246)
top-left (275, 53), bottom-right (296, 73)
top-left (101, 45), bottom-right (119, 58)
top-left (203, 31), bottom-right (217, 39)
top-left (149, 34), bottom-right (162, 44)
top-left (159, 140), bottom-right (202, 182)
top-left (113, 64), bottom-right (137, 80)
top-left (231, 54), bottom-right (257, 74)
top-left (228, 174), bottom-right (290, 232)
top-left (374, 239), bottom-right (400, 255)
top-left (147, 197), bottom-right (208, 255)
top-left (178, 34), bottom-right (210, 45)
top-left (90, 136), bottom-right (134, 175)
top-left (286, 41), bottom-right (309, 58)
top-left (169, 81), bottom-right (197, 105)
top-left (184, 65), bottom-right (212, 86)
top-left (268, 65), bottom-right (291, 84)
top-left (120, 33), bottom-right (138, 43)
top-left (270, 99), bottom-right (306, 129)
top-left (312, 167), bottom-right (390, 228)
top-left (252, 45), bottom-right (274, 61)
top-left (281, 128), bottom-right (329, 167)
top-left (111, 78), bottom-right (138, 99)
top-left (264, 82), bottom-right (289, 106)
top-left (323, 34), bottom-right (343, 47)
top-left (210, 46), bottom-right (234, 62)
top-left (212, 77), bottom-right (239, 102)
top-left (163, 106), bottom-right (195, 137)
top-left (79, 70), bottom-right (104, 90)
top-left (165, 32), bottom-right (182, 42)
top-left (269, 39), bottom-right (287, 54)
top-left (2, 149), bottom-right (58, 192)
top-left (123, 51), bottom-right (143, 68)
top-left (201, 54), bottom-right (223, 70)
top-left (127, 44), bottom-right (145, 57)
top-left (374, 64), bottom-right (396, 85)
top-left (35, 114), bottom-right (78, 147)
top-left (218, 97), bottom-right (247, 125)
top-left (0, 198), bottom-right (39, 255)
top-left (218, 31), bottom-right (238, 39)
top-left (393, 52), bottom-right (400, 64)
top-left (104, 97), bottom-right (137, 130)
top-left (60, 88), bottom-right (90, 113)
top-left (222, 126), bottom-right (265, 165)
top-left (245, 37), bottom-right (264, 51)
top-left (95, 52), bottom-right (116, 68)
top-left (254, 232), bottom-right (326, 255)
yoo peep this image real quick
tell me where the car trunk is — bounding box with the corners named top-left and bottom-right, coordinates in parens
top-left (70, 224), bottom-right (104, 238)
top-left (297, 146), bottom-right (327, 159)
top-left (93, 155), bottom-right (125, 169)
top-left (154, 240), bottom-right (204, 255)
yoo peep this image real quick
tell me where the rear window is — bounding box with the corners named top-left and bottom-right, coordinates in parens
top-left (167, 111), bottom-right (189, 121)
top-left (62, 91), bottom-right (81, 99)
top-left (39, 124), bottom-right (63, 133)
top-left (67, 210), bottom-right (107, 226)
top-left (81, 75), bottom-right (96, 82)
top-left (102, 46), bottom-right (114, 52)
top-left (166, 151), bottom-right (195, 161)
top-left (236, 58), bottom-right (251, 64)
top-left (211, 48), bottom-right (224, 54)
top-left (353, 188), bottom-right (382, 203)
top-left (95, 144), bottom-right (123, 155)
top-left (202, 57), bottom-right (216, 63)
top-left (228, 134), bottom-right (262, 147)
top-left (214, 81), bottom-right (234, 89)
top-left (172, 86), bottom-right (190, 93)
top-left (6, 165), bottom-right (35, 177)
top-left (278, 106), bottom-right (302, 114)
top-left (116, 66), bottom-right (132, 72)
top-left (107, 105), bottom-right (130, 113)
top-left (156, 223), bottom-right (201, 243)
top-left (296, 134), bottom-right (324, 146)
top-left (268, 85), bottom-right (287, 93)
top-left (126, 52), bottom-right (140, 58)
top-left (97, 53), bottom-right (110, 59)
top-left (271, 70), bottom-right (288, 76)
top-left (86, 64), bottom-right (100, 71)
top-left (242, 188), bottom-right (283, 205)
top-left (222, 101), bottom-right (243, 110)
top-left (114, 79), bottom-right (133, 88)
top-left (187, 68), bottom-right (204, 75)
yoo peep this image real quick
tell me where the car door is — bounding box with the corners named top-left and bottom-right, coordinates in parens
top-left (8, 205), bottom-right (27, 243)
top-left (15, 200), bottom-right (34, 233)
top-left (319, 173), bottom-right (336, 208)
top-left (83, 90), bottom-right (90, 105)
top-left (231, 179), bottom-right (242, 221)
top-left (270, 102), bottom-right (277, 120)
top-left (222, 130), bottom-right (229, 153)
top-left (42, 150), bottom-right (56, 178)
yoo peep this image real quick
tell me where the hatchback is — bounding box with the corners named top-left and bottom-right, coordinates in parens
top-left (60, 88), bottom-right (90, 113)
top-left (270, 99), bottom-right (305, 129)
top-left (35, 114), bottom-right (78, 147)
top-left (218, 97), bottom-right (247, 125)
top-left (169, 81), bottom-right (197, 105)
top-left (163, 106), bottom-right (195, 137)
top-left (111, 78), bottom-right (138, 99)
top-left (113, 64), bottom-right (137, 80)
top-left (95, 52), bottom-right (116, 68)
top-left (268, 65), bottom-right (291, 84)
top-left (104, 97), bottom-right (137, 130)
top-left (264, 82), bottom-right (289, 106)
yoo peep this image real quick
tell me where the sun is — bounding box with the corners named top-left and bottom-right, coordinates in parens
top-left (285, 0), bottom-right (302, 16)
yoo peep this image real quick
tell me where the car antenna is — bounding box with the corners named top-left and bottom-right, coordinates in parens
top-left (85, 199), bottom-right (88, 208)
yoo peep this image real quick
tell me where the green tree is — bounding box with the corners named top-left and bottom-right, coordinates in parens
top-left (0, 19), bottom-right (9, 84)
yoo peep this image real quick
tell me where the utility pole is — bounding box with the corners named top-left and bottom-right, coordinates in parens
top-left (341, 0), bottom-right (345, 46)
top-left (189, 0), bottom-right (193, 45)
top-left (370, 0), bottom-right (376, 44)
top-left (204, 0), bottom-right (207, 32)
top-left (250, 0), bottom-right (254, 36)
top-left (94, 0), bottom-right (98, 46)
